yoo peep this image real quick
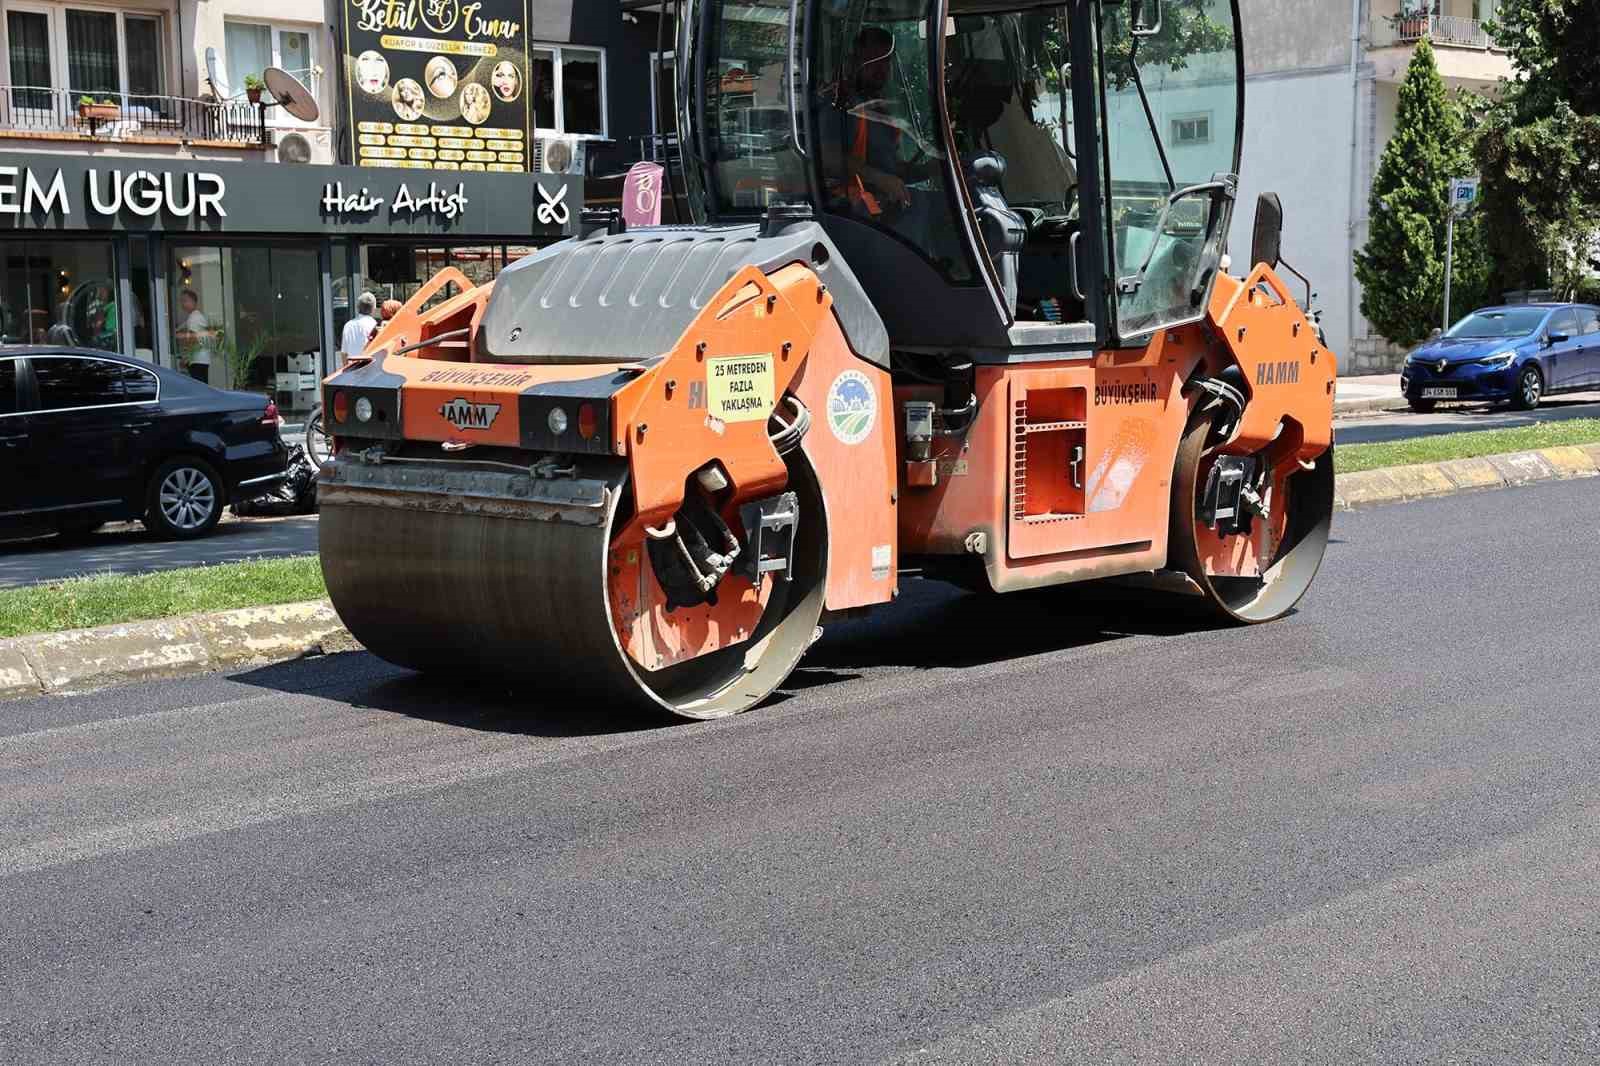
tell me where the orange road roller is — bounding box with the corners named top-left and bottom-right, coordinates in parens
top-left (319, 0), bottom-right (1335, 719)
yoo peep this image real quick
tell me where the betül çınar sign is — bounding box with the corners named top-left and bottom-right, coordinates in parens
top-left (0, 153), bottom-right (579, 236)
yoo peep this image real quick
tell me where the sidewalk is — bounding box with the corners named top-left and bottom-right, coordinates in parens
top-left (1335, 374), bottom-right (1403, 418)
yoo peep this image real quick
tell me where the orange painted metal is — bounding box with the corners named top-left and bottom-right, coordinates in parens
top-left (1208, 266), bottom-right (1337, 465)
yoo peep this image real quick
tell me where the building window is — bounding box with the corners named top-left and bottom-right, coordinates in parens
top-left (0, 237), bottom-right (123, 351)
top-left (223, 19), bottom-right (318, 124)
top-left (1171, 113), bottom-right (1211, 146)
top-left (1, 6), bottom-right (169, 112)
top-left (527, 45), bottom-right (606, 138)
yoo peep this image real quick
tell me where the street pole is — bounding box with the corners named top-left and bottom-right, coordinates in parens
top-left (1443, 206), bottom-right (1455, 332)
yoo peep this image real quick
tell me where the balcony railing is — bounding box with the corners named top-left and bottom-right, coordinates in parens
top-left (1371, 13), bottom-right (1497, 50)
top-left (0, 87), bottom-right (267, 146)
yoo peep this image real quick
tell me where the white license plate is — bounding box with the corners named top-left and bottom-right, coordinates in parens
top-left (1421, 387), bottom-right (1457, 400)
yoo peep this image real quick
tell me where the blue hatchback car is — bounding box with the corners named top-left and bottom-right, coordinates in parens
top-left (1400, 303), bottom-right (1600, 411)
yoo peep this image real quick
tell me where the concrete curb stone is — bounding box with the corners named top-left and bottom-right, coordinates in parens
top-left (1, 601), bottom-right (353, 700)
top-left (1436, 457), bottom-right (1505, 492)
top-left (1485, 450), bottom-right (1557, 485)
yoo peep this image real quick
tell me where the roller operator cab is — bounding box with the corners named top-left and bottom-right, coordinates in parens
top-left (318, 0), bottom-right (1336, 720)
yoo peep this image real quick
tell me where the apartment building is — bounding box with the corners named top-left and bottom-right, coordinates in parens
top-left (1234, 0), bottom-right (1513, 373)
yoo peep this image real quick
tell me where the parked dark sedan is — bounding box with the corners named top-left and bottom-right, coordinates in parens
top-left (1400, 303), bottom-right (1600, 412)
top-left (1, 347), bottom-right (289, 541)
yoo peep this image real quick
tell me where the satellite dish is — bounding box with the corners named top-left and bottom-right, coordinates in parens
top-left (204, 47), bottom-right (231, 99)
top-left (264, 66), bottom-right (320, 122)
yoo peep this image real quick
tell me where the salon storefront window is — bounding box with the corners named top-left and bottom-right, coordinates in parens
top-left (0, 238), bottom-right (124, 350)
top-left (169, 243), bottom-right (324, 411)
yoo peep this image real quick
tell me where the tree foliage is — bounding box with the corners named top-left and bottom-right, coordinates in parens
top-left (1354, 41), bottom-right (1488, 347)
top-left (1473, 0), bottom-right (1600, 297)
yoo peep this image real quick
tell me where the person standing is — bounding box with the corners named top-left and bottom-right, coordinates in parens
top-left (174, 288), bottom-right (214, 383)
top-left (340, 292), bottom-right (378, 362)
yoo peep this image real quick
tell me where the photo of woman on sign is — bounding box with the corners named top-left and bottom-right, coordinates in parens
top-left (459, 82), bottom-right (491, 124)
top-left (392, 78), bottom-right (425, 121)
top-left (492, 61), bottom-right (521, 103)
top-left (355, 50), bottom-right (389, 94)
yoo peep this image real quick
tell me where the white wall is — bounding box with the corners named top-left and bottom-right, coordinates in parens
top-left (187, 0), bottom-right (337, 163)
top-left (1230, 67), bottom-right (1358, 367)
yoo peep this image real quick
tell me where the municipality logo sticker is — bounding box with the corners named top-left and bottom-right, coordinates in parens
top-left (826, 370), bottom-right (875, 445)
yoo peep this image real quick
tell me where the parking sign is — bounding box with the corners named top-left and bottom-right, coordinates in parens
top-left (1450, 177), bottom-right (1480, 215)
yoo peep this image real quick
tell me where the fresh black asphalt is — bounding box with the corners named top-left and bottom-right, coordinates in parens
top-left (2, 478), bottom-right (1598, 1062)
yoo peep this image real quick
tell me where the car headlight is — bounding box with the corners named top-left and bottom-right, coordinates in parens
top-left (1477, 350), bottom-right (1517, 369)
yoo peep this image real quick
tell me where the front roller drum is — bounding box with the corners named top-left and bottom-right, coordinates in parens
top-left (1167, 407), bottom-right (1334, 624)
top-left (319, 455), bottom-right (828, 720)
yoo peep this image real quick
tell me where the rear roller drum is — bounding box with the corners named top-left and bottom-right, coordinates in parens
top-left (320, 452), bottom-right (827, 721)
top-left (1167, 407), bottom-right (1334, 623)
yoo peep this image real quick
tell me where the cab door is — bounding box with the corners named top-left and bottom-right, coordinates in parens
top-left (1093, 0), bottom-right (1242, 347)
top-left (1573, 307), bottom-right (1600, 388)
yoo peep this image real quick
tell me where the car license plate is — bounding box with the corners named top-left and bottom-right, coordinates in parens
top-left (1421, 387), bottom-right (1457, 400)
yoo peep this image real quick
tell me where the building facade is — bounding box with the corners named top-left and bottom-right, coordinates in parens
top-left (1232, 0), bottom-right (1513, 374)
top-left (0, 0), bottom-right (680, 413)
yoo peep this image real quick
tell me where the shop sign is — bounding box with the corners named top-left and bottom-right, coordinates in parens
top-left (0, 165), bottom-right (227, 220)
top-left (341, 0), bottom-right (533, 172)
top-left (0, 152), bottom-right (579, 236)
top-left (321, 179), bottom-right (471, 220)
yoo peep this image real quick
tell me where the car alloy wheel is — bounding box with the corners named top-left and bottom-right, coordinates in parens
top-left (159, 466), bottom-right (217, 531)
top-left (1516, 366), bottom-right (1543, 410)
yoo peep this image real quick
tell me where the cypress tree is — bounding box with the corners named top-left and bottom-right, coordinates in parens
top-left (1355, 40), bottom-right (1486, 347)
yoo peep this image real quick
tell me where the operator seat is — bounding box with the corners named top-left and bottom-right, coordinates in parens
top-left (967, 152), bottom-right (1027, 317)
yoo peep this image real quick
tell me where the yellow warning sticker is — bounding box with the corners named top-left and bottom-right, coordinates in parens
top-left (706, 354), bottom-right (775, 424)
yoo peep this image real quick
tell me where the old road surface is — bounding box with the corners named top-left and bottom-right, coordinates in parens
top-left (4, 479), bottom-right (1599, 1064)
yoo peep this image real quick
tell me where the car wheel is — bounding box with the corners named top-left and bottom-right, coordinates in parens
top-left (1512, 365), bottom-right (1543, 410)
top-left (1407, 398), bottom-right (1437, 413)
top-left (146, 457), bottom-right (224, 539)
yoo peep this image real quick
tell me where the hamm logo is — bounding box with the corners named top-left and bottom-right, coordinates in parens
top-left (439, 398), bottom-right (501, 431)
top-left (1255, 360), bottom-right (1301, 386)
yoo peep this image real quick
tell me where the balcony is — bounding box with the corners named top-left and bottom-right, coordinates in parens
top-left (1370, 13), bottom-right (1496, 51)
top-left (0, 87), bottom-right (268, 149)
top-left (1367, 9), bottom-right (1513, 89)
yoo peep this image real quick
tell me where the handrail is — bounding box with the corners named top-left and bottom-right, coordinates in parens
top-left (0, 85), bottom-right (267, 145)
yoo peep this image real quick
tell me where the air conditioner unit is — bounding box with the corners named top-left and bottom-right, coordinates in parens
top-left (276, 131), bottom-right (313, 164)
top-left (539, 134), bottom-right (585, 176)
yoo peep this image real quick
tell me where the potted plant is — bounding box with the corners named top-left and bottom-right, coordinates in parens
top-left (76, 95), bottom-right (119, 122)
top-left (243, 75), bottom-right (264, 105)
top-left (215, 330), bottom-right (275, 392)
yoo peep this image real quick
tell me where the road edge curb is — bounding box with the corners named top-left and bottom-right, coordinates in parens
top-left (3, 443), bottom-right (1594, 702)
top-left (1333, 444), bottom-right (1600, 511)
top-left (0, 600), bottom-right (351, 701)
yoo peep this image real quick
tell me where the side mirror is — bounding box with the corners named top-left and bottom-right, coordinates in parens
top-left (1547, 332), bottom-right (1569, 345)
top-left (1430, 327), bottom-right (1443, 339)
top-left (1250, 192), bottom-right (1283, 271)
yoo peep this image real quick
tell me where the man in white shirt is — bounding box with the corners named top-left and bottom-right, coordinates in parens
top-left (340, 292), bottom-right (379, 363)
top-left (175, 288), bottom-right (215, 383)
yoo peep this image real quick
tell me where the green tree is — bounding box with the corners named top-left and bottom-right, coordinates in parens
top-left (1354, 41), bottom-right (1486, 347)
top-left (1473, 0), bottom-right (1600, 297)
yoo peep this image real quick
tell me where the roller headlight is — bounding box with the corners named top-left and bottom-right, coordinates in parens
top-left (355, 396), bottom-right (375, 423)
top-left (547, 407), bottom-right (569, 436)
top-left (1477, 350), bottom-right (1517, 369)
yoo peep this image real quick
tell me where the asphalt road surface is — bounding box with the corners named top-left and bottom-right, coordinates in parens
top-left (1336, 393), bottom-right (1600, 445)
top-left (4, 479), bottom-right (1600, 1063)
top-left (0, 514), bottom-right (320, 589)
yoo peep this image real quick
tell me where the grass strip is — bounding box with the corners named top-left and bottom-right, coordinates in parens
top-left (0, 555), bottom-right (326, 639)
top-left (1337, 418), bottom-right (1600, 474)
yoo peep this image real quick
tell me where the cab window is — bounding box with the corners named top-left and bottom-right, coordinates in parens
top-left (119, 362), bottom-right (159, 403)
top-left (1550, 309), bottom-right (1580, 339)
top-left (1576, 308), bottom-right (1600, 336)
top-left (813, 0), bottom-right (978, 283)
